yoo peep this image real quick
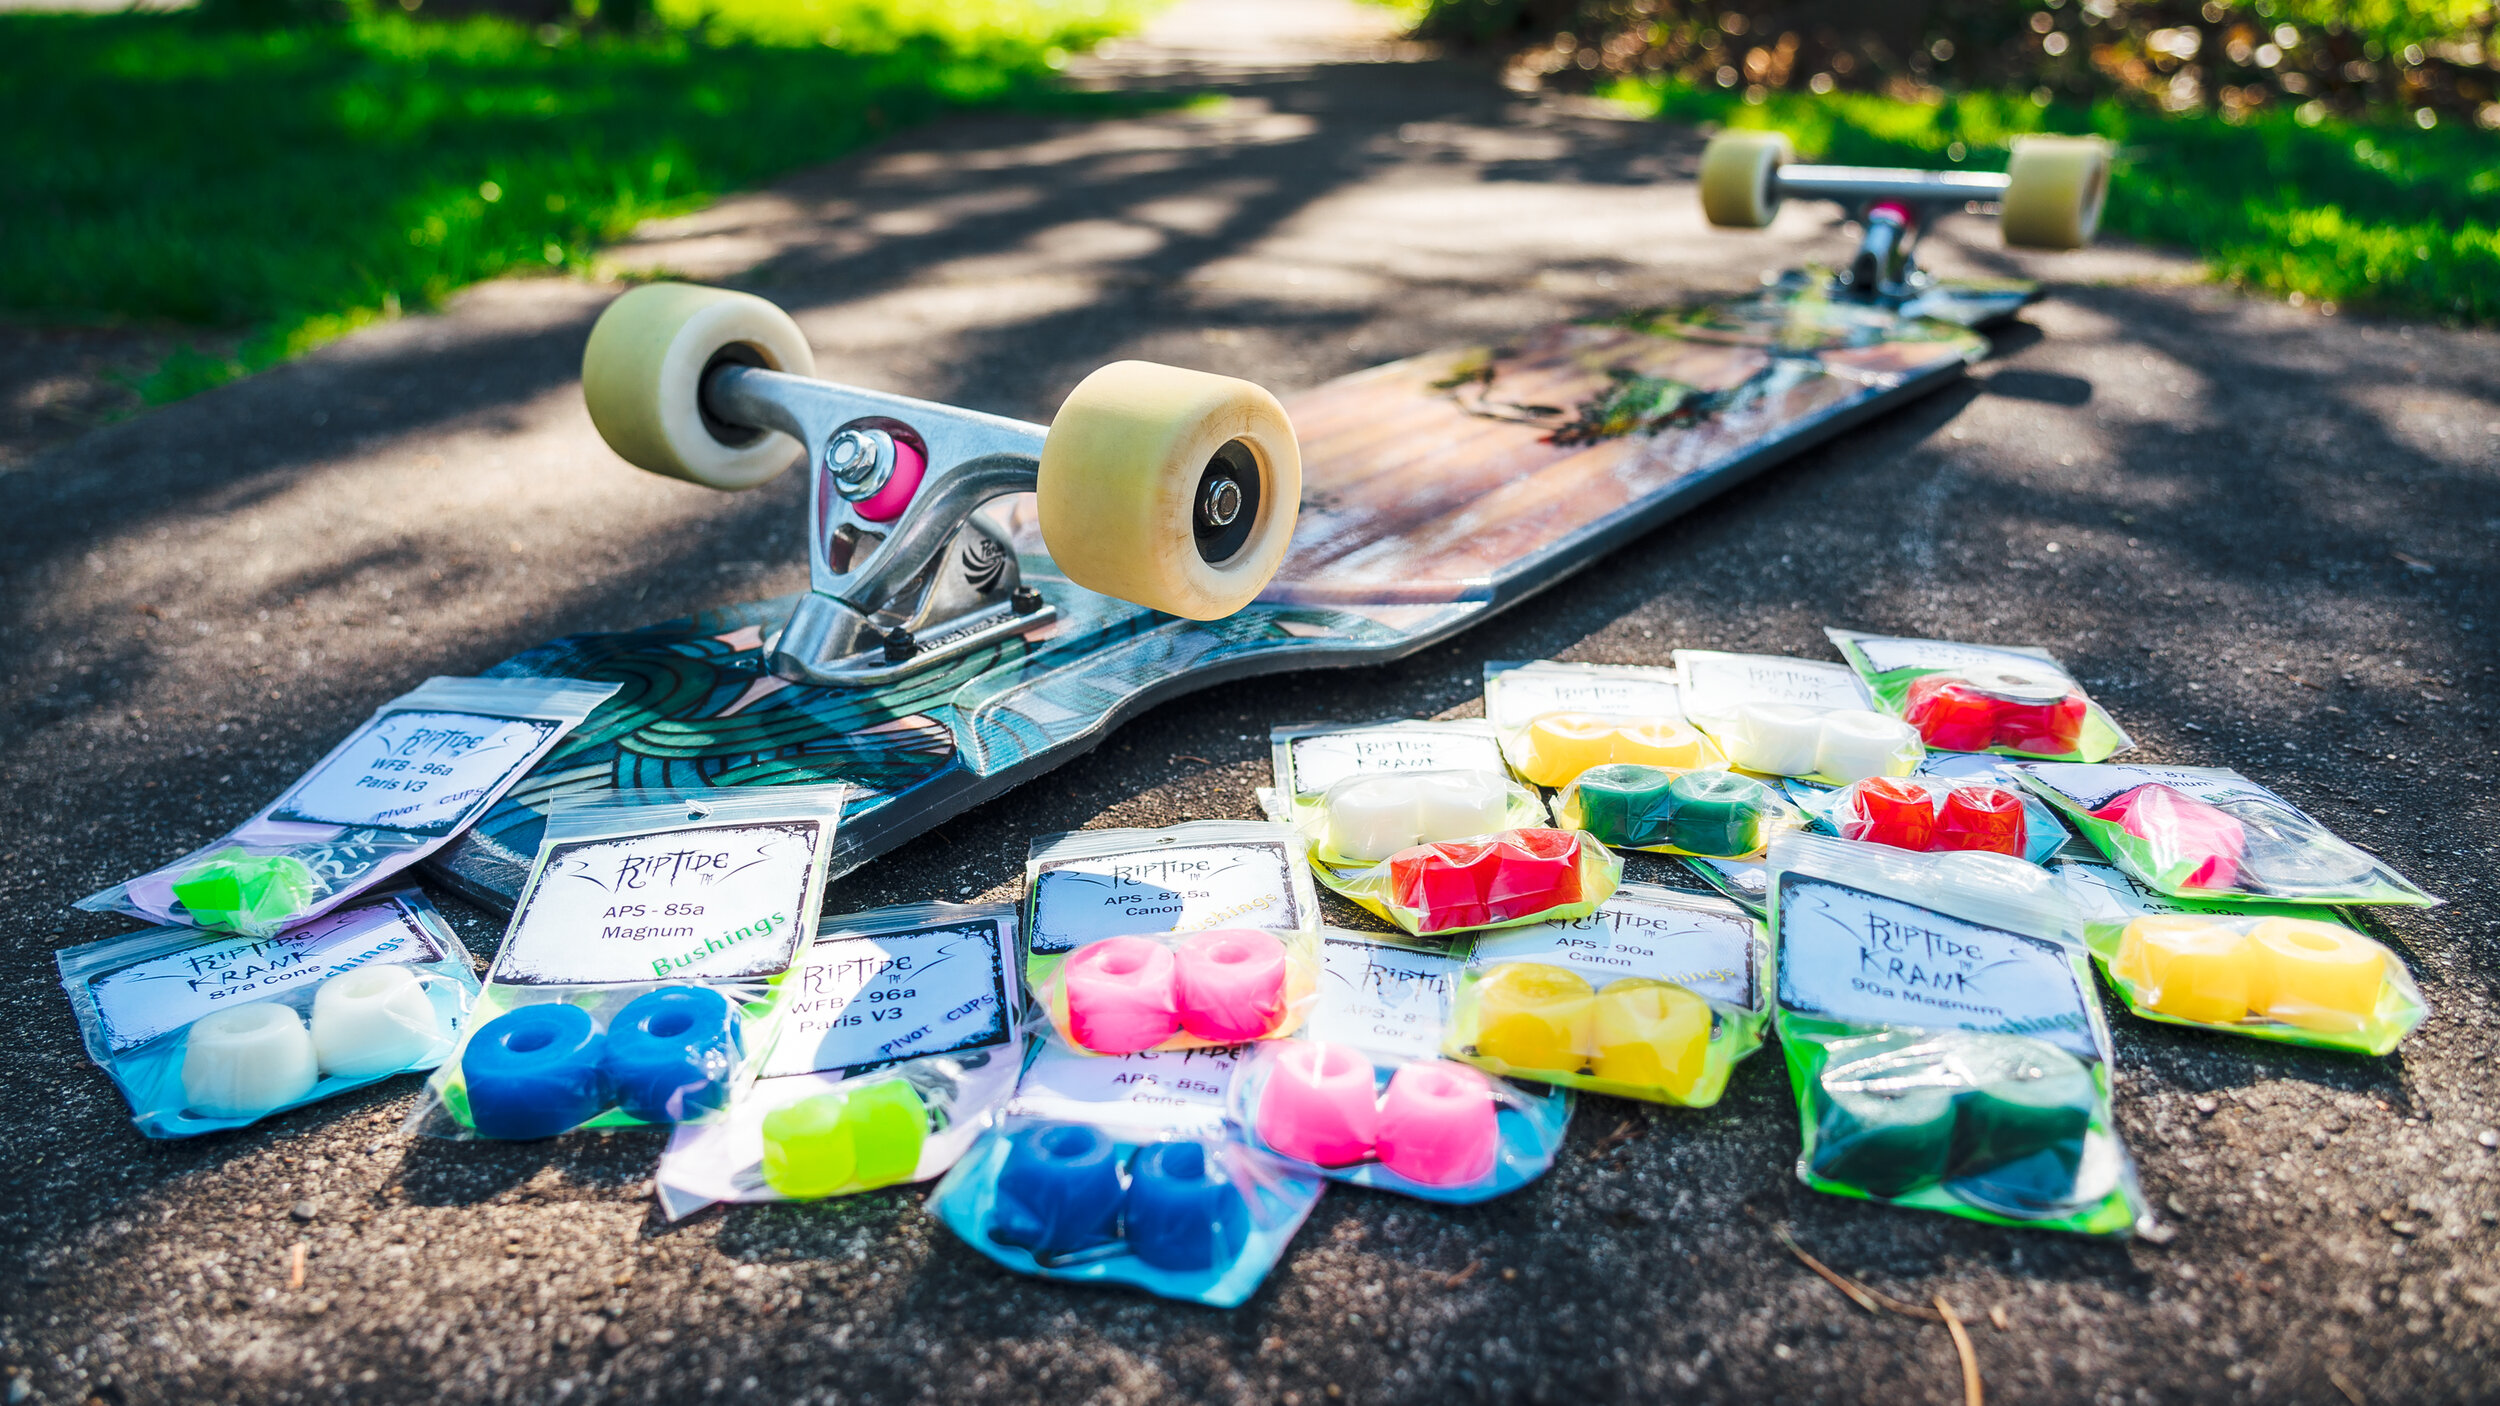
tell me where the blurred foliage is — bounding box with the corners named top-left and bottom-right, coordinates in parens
top-left (1611, 79), bottom-right (2500, 323)
top-left (0, 1), bottom-right (1154, 402)
top-left (1413, 0), bottom-right (2499, 126)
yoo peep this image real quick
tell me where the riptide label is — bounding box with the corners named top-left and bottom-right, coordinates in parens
top-left (492, 820), bottom-right (822, 985)
top-left (1469, 885), bottom-right (1763, 1010)
top-left (1029, 842), bottom-right (1304, 955)
top-left (1009, 1043), bottom-right (1243, 1137)
top-left (1774, 873), bottom-right (2099, 1064)
top-left (1287, 728), bottom-right (1507, 798)
top-left (87, 896), bottom-right (448, 1053)
top-left (1307, 937), bottom-right (1462, 1060)
top-left (762, 920), bottom-right (1015, 1079)
top-left (269, 708), bottom-right (563, 837)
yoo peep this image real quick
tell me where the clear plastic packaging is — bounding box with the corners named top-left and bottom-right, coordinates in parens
top-left (1023, 822), bottom-right (1322, 1054)
top-left (1267, 719), bottom-right (1516, 823)
top-left (927, 1042), bottom-right (1323, 1308)
top-left (1767, 831), bottom-right (2148, 1237)
top-left (1675, 649), bottom-right (1923, 782)
top-left (1795, 774), bottom-right (2066, 866)
top-left (1033, 927), bottom-right (1320, 1056)
top-left (1231, 930), bottom-right (1572, 1203)
top-left (1482, 660), bottom-right (1714, 788)
top-left (1305, 769), bottom-right (1547, 865)
top-left (1554, 764), bottom-right (1803, 859)
top-left (2018, 763), bottom-right (2434, 907)
top-left (1330, 827), bottom-right (1622, 938)
top-left (1440, 882), bottom-right (1770, 1106)
top-left (1827, 630), bottom-right (2130, 763)
top-left (1227, 1042), bottom-right (1568, 1203)
top-left (2058, 859), bottom-right (2426, 1055)
top-left (78, 676), bottom-right (618, 937)
top-left (57, 890), bottom-right (482, 1138)
top-left (653, 902), bottom-right (1027, 1219)
top-left (410, 787), bottom-right (844, 1139)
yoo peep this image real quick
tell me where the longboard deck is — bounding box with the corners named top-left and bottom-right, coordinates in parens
top-left (428, 286), bottom-right (1992, 913)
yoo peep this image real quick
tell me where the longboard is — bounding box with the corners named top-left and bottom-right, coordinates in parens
top-left (427, 285), bottom-right (1993, 913)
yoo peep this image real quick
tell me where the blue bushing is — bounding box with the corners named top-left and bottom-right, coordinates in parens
top-left (602, 985), bottom-right (742, 1124)
top-left (1122, 1139), bottom-right (1251, 1273)
top-left (462, 1004), bottom-right (610, 1140)
top-left (989, 1122), bottom-right (1123, 1259)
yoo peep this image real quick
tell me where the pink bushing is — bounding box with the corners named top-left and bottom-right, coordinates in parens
top-left (1173, 929), bottom-right (1290, 1042)
top-left (1375, 1060), bottom-right (1500, 1187)
top-left (1062, 937), bottom-right (1182, 1054)
top-left (853, 436), bottom-right (927, 523)
top-left (1254, 1042), bottom-right (1380, 1166)
top-left (2092, 784), bottom-right (2247, 889)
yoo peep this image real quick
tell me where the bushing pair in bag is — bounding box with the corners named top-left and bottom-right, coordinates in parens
top-left (458, 986), bottom-right (743, 1139)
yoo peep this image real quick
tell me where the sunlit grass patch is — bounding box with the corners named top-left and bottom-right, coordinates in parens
top-left (1, 1), bottom-right (1160, 403)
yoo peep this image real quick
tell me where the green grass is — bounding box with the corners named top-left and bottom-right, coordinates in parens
top-left (0, 1), bottom-right (1156, 401)
top-left (1605, 80), bottom-right (2500, 327)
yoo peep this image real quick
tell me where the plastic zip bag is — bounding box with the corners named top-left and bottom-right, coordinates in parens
top-left (2057, 858), bottom-right (2427, 1055)
top-left (1767, 832), bottom-right (2149, 1237)
top-left (1554, 764), bottom-right (1804, 859)
top-left (1223, 930), bottom-right (1570, 1204)
top-left (1675, 650), bottom-right (1925, 783)
top-left (1228, 1042), bottom-right (1568, 1205)
top-left (1302, 769), bottom-right (1547, 865)
top-left (1327, 827), bottom-right (1622, 938)
top-left (409, 786), bottom-right (844, 1139)
top-left (1023, 822), bottom-right (1322, 1054)
top-left (58, 889), bottom-right (481, 1139)
top-left (1440, 882), bottom-right (1770, 1107)
top-left (1827, 630), bottom-right (2131, 763)
top-left (1793, 774), bottom-right (2065, 865)
top-left (2017, 763), bottom-right (2434, 907)
top-left (1483, 660), bottom-right (1717, 788)
top-left (927, 1041), bottom-right (1324, 1308)
top-left (78, 676), bottom-right (618, 937)
top-left (1267, 719), bottom-right (1516, 824)
top-left (653, 902), bottom-right (1027, 1220)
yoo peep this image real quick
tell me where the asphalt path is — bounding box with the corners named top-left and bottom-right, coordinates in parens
top-left (4, 2), bottom-right (2498, 1402)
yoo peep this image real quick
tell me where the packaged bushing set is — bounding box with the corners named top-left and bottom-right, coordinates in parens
top-left (54, 629), bottom-right (2436, 1304)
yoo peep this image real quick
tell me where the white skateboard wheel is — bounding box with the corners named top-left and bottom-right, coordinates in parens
top-left (1036, 360), bottom-right (1300, 620)
top-left (311, 965), bottom-right (442, 1078)
top-left (182, 1002), bottom-right (320, 1118)
top-left (581, 282), bottom-right (818, 490)
top-left (1698, 130), bottom-right (1794, 229)
top-left (2001, 136), bottom-right (2110, 251)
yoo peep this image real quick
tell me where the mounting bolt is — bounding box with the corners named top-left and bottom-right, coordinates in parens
top-left (1010, 586), bottom-right (1044, 616)
top-left (826, 427), bottom-right (898, 503)
top-left (1198, 474), bottom-right (1244, 530)
top-left (882, 627), bottom-right (918, 663)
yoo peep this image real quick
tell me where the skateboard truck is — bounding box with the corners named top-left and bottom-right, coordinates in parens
top-left (576, 283), bottom-right (1303, 690)
top-left (702, 363), bottom-right (1061, 687)
top-left (1699, 132), bottom-right (2110, 323)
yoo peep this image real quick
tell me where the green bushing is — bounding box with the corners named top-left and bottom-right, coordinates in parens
top-left (1946, 1033), bottom-right (2095, 1178)
top-left (1808, 1030), bottom-right (1960, 1198)
top-left (171, 849), bottom-right (320, 932)
top-left (760, 1080), bottom-right (929, 1199)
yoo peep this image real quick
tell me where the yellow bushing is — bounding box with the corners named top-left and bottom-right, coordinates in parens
top-left (1515, 713), bottom-right (1722, 788)
top-left (2113, 915), bottom-right (2254, 1026)
top-left (1590, 979), bottom-right (1711, 1100)
top-left (2249, 918), bottom-right (2387, 1034)
top-left (1468, 962), bottom-right (1595, 1075)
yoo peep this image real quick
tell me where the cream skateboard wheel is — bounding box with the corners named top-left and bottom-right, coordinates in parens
top-left (2000, 136), bottom-right (2110, 250)
top-left (582, 283), bottom-right (818, 490)
top-left (1037, 360), bottom-right (1300, 620)
top-left (1698, 130), bottom-right (1794, 229)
